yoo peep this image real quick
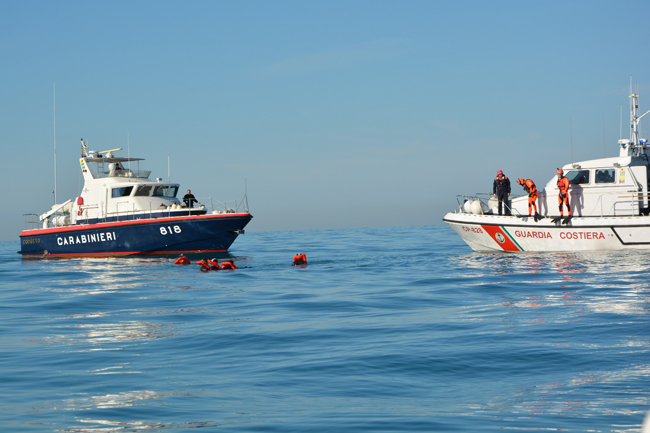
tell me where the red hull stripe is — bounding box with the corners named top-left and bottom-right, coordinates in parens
top-left (21, 249), bottom-right (227, 258)
top-left (19, 213), bottom-right (251, 237)
top-left (480, 225), bottom-right (522, 251)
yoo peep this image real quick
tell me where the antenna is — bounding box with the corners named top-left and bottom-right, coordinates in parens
top-left (620, 105), bottom-right (623, 139)
top-left (603, 113), bottom-right (606, 157)
top-left (53, 82), bottom-right (57, 205)
top-left (570, 116), bottom-right (574, 163)
top-left (127, 133), bottom-right (131, 181)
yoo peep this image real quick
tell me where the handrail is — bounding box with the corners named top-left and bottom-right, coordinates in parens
top-left (202, 193), bottom-right (250, 214)
top-left (23, 214), bottom-right (39, 230)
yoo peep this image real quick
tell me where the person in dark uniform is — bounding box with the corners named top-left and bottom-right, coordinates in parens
top-left (182, 189), bottom-right (200, 208)
top-left (493, 170), bottom-right (511, 215)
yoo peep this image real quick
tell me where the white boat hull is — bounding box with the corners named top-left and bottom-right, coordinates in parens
top-left (443, 212), bottom-right (650, 252)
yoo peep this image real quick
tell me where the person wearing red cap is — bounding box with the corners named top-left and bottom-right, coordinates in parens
top-left (557, 169), bottom-right (571, 218)
top-left (493, 170), bottom-right (511, 215)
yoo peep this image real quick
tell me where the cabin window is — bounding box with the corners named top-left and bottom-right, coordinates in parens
top-left (111, 186), bottom-right (134, 197)
top-left (134, 185), bottom-right (152, 196)
top-left (595, 169), bottom-right (616, 184)
top-left (152, 185), bottom-right (179, 198)
top-left (565, 170), bottom-right (590, 185)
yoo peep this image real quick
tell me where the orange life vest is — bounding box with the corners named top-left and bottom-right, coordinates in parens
top-left (524, 179), bottom-right (537, 194)
top-left (293, 254), bottom-right (307, 265)
top-left (196, 259), bottom-right (211, 270)
top-left (174, 256), bottom-right (191, 265)
top-left (221, 261), bottom-right (237, 270)
top-left (557, 176), bottom-right (569, 194)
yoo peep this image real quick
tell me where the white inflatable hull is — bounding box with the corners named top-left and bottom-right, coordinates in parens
top-left (443, 212), bottom-right (650, 252)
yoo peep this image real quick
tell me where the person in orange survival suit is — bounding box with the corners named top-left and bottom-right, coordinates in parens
top-left (556, 169), bottom-right (571, 223)
top-left (492, 170), bottom-right (511, 215)
top-left (292, 253), bottom-right (307, 266)
top-left (517, 178), bottom-right (540, 221)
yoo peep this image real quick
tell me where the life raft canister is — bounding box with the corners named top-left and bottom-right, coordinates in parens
top-left (174, 256), bottom-right (191, 265)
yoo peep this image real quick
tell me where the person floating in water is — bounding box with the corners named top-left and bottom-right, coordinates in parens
top-left (292, 253), bottom-right (307, 266)
top-left (221, 260), bottom-right (237, 270)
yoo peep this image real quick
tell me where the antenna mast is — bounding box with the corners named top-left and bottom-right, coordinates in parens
top-left (127, 133), bottom-right (131, 181)
top-left (53, 82), bottom-right (57, 205)
top-left (570, 116), bottom-right (574, 163)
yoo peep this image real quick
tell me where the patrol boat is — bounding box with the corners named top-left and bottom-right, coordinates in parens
top-left (19, 140), bottom-right (253, 258)
top-left (444, 87), bottom-right (650, 252)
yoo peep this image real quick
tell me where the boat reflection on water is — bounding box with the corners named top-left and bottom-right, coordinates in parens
top-left (54, 390), bottom-right (218, 432)
top-left (450, 250), bottom-right (650, 318)
top-left (60, 418), bottom-right (215, 432)
top-left (452, 249), bottom-right (650, 278)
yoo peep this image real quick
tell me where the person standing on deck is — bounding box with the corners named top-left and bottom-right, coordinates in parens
top-left (493, 170), bottom-right (511, 215)
top-left (182, 190), bottom-right (201, 208)
top-left (557, 169), bottom-right (571, 217)
top-left (517, 178), bottom-right (539, 219)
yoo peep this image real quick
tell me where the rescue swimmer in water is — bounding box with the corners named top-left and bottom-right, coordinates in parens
top-left (174, 255), bottom-right (191, 265)
top-left (551, 168), bottom-right (572, 225)
top-left (292, 253), bottom-right (307, 266)
top-left (221, 260), bottom-right (237, 270)
top-left (195, 258), bottom-right (237, 271)
top-left (517, 178), bottom-right (542, 222)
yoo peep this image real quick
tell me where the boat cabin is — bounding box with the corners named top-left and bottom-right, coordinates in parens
top-left (504, 90), bottom-right (650, 218)
top-left (520, 156), bottom-right (650, 217)
top-left (39, 142), bottom-right (206, 229)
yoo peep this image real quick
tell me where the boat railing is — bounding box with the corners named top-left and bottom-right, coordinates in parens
top-left (203, 193), bottom-right (250, 214)
top-left (455, 194), bottom-right (489, 214)
top-left (96, 169), bottom-right (151, 179)
top-left (82, 194), bottom-right (250, 224)
top-left (456, 193), bottom-right (527, 216)
top-left (23, 214), bottom-right (39, 230)
top-left (612, 192), bottom-right (642, 216)
top-left (77, 205), bottom-right (100, 224)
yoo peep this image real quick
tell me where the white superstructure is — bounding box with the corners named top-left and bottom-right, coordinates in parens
top-left (444, 86), bottom-right (650, 252)
top-left (39, 140), bottom-right (210, 230)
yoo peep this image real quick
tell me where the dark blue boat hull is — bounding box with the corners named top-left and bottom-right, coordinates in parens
top-left (19, 213), bottom-right (253, 258)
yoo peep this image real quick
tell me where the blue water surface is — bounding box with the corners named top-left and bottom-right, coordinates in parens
top-left (1, 225), bottom-right (648, 432)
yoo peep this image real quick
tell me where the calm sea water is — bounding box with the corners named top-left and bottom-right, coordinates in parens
top-left (1, 225), bottom-right (649, 432)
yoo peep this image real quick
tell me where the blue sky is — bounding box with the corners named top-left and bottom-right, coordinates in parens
top-left (2, 0), bottom-right (650, 240)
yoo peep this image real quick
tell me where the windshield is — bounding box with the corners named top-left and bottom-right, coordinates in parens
top-left (565, 170), bottom-right (590, 185)
top-left (111, 186), bottom-right (133, 197)
top-left (152, 185), bottom-right (179, 198)
top-left (134, 185), bottom-right (152, 196)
